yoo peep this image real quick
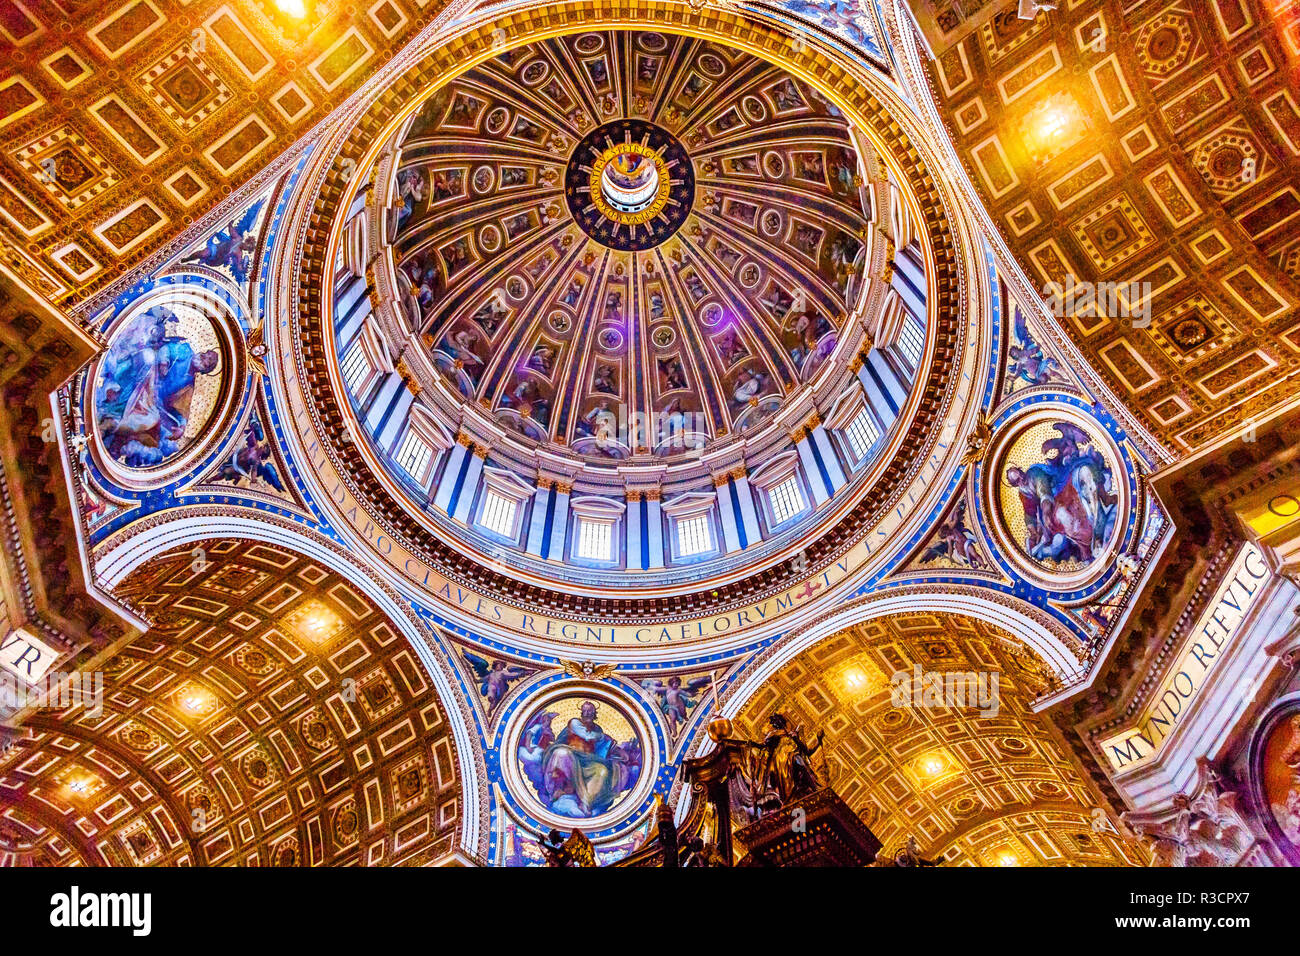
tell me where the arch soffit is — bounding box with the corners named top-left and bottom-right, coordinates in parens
top-left (92, 507), bottom-right (490, 861)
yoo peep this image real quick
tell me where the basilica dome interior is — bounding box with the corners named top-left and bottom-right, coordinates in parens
top-left (2, 0), bottom-right (1300, 883)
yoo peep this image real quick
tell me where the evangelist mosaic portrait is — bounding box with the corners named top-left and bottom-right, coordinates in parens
top-left (515, 697), bottom-right (643, 820)
top-left (1260, 710), bottom-right (1300, 857)
top-left (998, 420), bottom-right (1119, 574)
top-left (93, 305), bottom-right (225, 470)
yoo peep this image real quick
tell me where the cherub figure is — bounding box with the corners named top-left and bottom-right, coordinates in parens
top-left (464, 652), bottom-right (531, 719)
top-left (641, 674), bottom-right (712, 738)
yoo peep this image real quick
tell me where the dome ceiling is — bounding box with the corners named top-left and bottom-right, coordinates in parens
top-left (283, 8), bottom-right (966, 619)
top-left (388, 31), bottom-right (870, 459)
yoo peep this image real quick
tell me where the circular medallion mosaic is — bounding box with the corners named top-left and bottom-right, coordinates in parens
top-left (565, 119), bottom-right (694, 251)
top-left (513, 694), bottom-right (645, 822)
top-left (1251, 699), bottom-right (1300, 864)
top-left (992, 416), bottom-right (1122, 580)
top-left (91, 301), bottom-right (228, 473)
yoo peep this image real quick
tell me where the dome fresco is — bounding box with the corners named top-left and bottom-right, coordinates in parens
top-left (387, 31), bottom-right (871, 460)
top-left (311, 25), bottom-right (940, 595)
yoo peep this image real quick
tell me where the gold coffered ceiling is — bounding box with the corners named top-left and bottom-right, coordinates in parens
top-left (0, 539), bottom-right (463, 866)
top-left (0, 0), bottom-right (447, 308)
top-left (734, 613), bottom-right (1147, 866)
top-left (923, 0), bottom-right (1300, 451)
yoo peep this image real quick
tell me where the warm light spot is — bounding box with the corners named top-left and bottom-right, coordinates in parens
top-left (1019, 91), bottom-right (1087, 165)
top-left (834, 658), bottom-right (882, 700)
top-left (67, 779), bottom-right (87, 794)
top-left (295, 602), bottom-right (340, 643)
top-left (178, 684), bottom-right (216, 715)
top-left (841, 666), bottom-right (868, 692)
top-left (996, 852), bottom-right (1021, 867)
top-left (1036, 106), bottom-right (1070, 142)
top-left (919, 754), bottom-right (946, 777)
top-left (276, 0), bottom-right (308, 17)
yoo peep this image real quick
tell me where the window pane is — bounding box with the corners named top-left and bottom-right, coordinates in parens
top-left (479, 490), bottom-right (517, 538)
top-left (676, 513), bottom-right (712, 557)
top-left (341, 341), bottom-right (371, 394)
top-left (899, 315), bottom-right (925, 368)
top-left (395, 430), bottom-right (432, 480)
top-left (769, 475), bottom-right (805, 525)
top-left (846, 408), bottom-right (881, 460)
top-left (576, 518), bottom-right (613, 561)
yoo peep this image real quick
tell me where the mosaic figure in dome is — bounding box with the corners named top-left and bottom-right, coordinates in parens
top-left (1007, 310), bottom-right (1066, 390)
top-left (919, 498), bottom-right (986, 569)
top-left (183, 202), bottom-right (262, 285)
top-left (776, 0), bottom-right (881, 55)
top-left (464, 652), bottom-right (531, 720)
top-left (641, 674), bottom-right (711, 738)
top-left (1003, 422), bottom-right (1117, 566)
top-left (784, 310), bottom-right (836, 376)
top-left (393, 167), bottom-right (426, 231)
top-left (517, 700), bottom-right (642, 818)
top-left (211, 411), bottom-right (284, 493)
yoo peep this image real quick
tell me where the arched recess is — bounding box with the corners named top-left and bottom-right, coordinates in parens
top-left (715, 586), bottom-right (1083, 723)
top-left (92, 507), bottom-right (487, 860)
top-left (698, 600), bottom-right (1142, 866)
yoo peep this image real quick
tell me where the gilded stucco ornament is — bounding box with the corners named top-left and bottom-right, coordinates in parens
top-left (562, 660), bottom-right (619, 680)
top-left (960, 412), bottom-right (993, 467)
top-left (245, 322), bottom-right (268, 378)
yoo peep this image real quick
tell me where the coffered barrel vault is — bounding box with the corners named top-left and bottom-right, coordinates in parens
top-left (0, 0), bottom-right (463, 309)
top-left (1, 540), bottom-right (464, 866)
top-left (919, 0), bottom-right (1300, 452)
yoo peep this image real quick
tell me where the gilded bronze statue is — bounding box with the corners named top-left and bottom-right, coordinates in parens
top-left (540, 827), bottom-right (598, 867)
top-left (728, 712), bottom-right (825, 815)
